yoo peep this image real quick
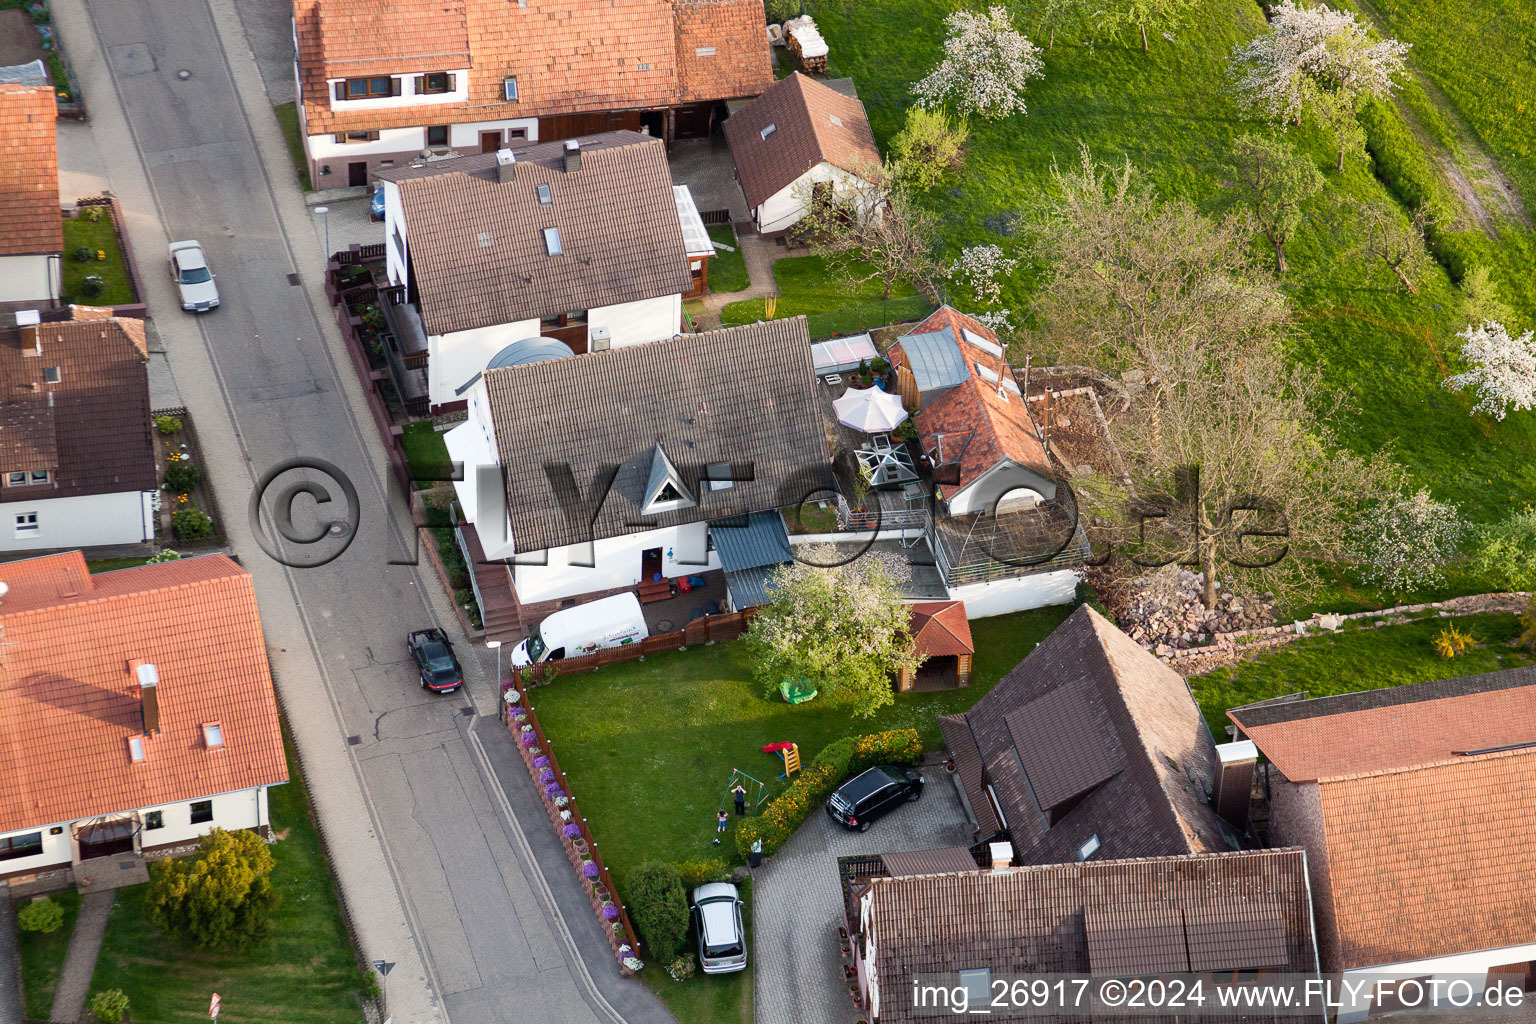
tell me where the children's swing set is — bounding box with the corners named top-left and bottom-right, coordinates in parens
top-left (719, 769), bottom-right (768, 816)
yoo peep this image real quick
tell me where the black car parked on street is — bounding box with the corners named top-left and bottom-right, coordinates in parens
top-left (407, 628), bottom-right (463, 693)
top-left (825, 764), bottom-right (924, 831)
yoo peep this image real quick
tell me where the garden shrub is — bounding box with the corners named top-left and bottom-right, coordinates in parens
top-left (624, 861), bottom-right (689, 959)
top-left (73, 245), bottom-right (95, 263)
top-left (16, 896), bottom-right (64, 933)
top-left (79, 274), bottom-right (106, 298)
top-left (674, 857), bottom-right (731, 890)
top-left (146, 827), bottom-right (277, 951)
top-left (172, 507), bottom-right (213, 540)
top-left (162, 461), bottom-right (201, 493)
top-left (735, 728), bottom-right (922, 859)
top-left (155, 415), bottom-right (183, 435)
top-left (90, 989), bottom-right (130, 1024)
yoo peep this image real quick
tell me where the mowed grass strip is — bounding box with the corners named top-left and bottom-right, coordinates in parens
top-left (17, 889), bottom-right (82, 1020)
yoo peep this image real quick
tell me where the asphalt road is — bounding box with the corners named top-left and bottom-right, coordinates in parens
top-left (49, 0), bottom-right (668, 1020)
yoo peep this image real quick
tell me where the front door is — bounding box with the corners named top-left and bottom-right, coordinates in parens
top-left (77, 818), bottom-right (135, 859)
top-left (480, 131), bottom-right (503, 153)
top-left (348, 161), bottom-right (368, 187)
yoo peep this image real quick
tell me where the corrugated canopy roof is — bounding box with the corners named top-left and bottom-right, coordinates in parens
top-left (711, 511), bottom-right (792, 572)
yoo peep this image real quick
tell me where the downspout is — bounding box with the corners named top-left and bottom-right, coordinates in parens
top-left (1299, 848), bottom-right (1326, 1023)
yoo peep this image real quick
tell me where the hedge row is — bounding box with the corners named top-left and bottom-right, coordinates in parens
top-left (734, 729), bottom-right (922, 859)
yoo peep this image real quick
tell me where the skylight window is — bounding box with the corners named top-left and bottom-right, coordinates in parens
top-left (477, 231), bottom-right (494, 249)
top-left (829, 114), bottom-right (843, 127)
top-left (543, 227), bottom-right (562, 255)
top-left (1077, 834), bottom-right (1101, 861)
top-left (695, 46), bottom-right (716, 56)
top-left (503, 76), bottom-right (519, 101)
top-left (203, 722), bottom-right (225, 750)
top-left (42, 367), bottom-right (60, 383)
top-left (706, 461), bottom-right (735, 491)
top-left (127, 736), bottom-right (146, 763)
top-left (975, 362), bottom-right (1000, 383)
top-left (536, 184), bottom-right (552, 205)
top-left (760, 123), bottom-right (777, 140)
top-left (962, 327), bottom-right (1003, 358)
top-left (959, 970), bottom-right (991, 1005)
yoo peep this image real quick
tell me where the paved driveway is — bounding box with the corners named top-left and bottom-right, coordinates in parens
top-left (752, 767), bottom-right (975, 1024)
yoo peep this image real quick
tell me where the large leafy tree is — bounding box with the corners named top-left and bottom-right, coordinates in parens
top-left (1443, 320), bottom-right (1536, 421)
top-left (795, 161), bottom-right (940, 301)
top-left (1227, 133), bottom-right (1324, 275)
top-left (1096, 0), bottom-right (1199, 53)
top-left (743, 554), bottom-right (920, 718)
top-left (911, 7), bottom-right (1045, 120)
top-left (625, 862), bottom-right (689, 959)
top-left (1350, 488), bottom-right (1466, 597)
top-left (146, 827), bottom-right (278, 951)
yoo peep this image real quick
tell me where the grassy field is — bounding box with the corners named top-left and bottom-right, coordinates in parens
top-left (273, 102), bottom-right (314, 192)
top-left (706, 225), bottom-right (751, 293)
top-left (401, 421), bottom-right (452, 489)
top-left (640, 878), bottom-right (753, 1024)
top-left (720, 253), bottom-right (931, 338)
top-left (799, 0), bottom-right (1536, 537)
top-left (17, 889), bottom-right (82, 1020)
top-left (527, 604), bottom-right (1071, 890)
top-left (61, 212), bottom-right (136, 306)
top-left (1190, 611), bottom-right (1536, 736)
top-left (88, 738), bottom-right (365, 1024)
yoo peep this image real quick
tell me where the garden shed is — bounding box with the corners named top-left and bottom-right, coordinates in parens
top-left (897, 600), bottom-right (974, 691)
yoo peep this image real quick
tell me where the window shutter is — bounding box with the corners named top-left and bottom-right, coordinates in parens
top-left (333, 81), bottom-right (345, 101)
top-left (390, 77), bottom-right (402, 96)
top-left (415, 75), bottom-right (426, 94)
top-left (445, 72), bottom-right (456, 91)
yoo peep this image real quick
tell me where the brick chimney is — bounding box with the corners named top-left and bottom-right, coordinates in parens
top-left (563, 139), bottom-right (581, 173)
top-left (130, 659), bottom-right (161, 735)
top-left (495, 148), bottom-right (516, 183)
top-left (1213, 740), bottom-right (1258, 829)
top-left (16, 309), bottom-right (40, 355)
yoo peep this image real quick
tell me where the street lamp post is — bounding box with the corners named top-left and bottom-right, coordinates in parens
top-left (313, 205), bottom-right (330, 261)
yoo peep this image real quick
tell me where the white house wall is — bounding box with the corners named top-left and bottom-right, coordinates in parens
top-left (308, 126), bottom-right (427, 163)
top-left (947, 459), bottom-right (1056, 517)
top-left (513, 521), bottom-right (721, 606)
top-left (947, 569), bottom-right (1078, 618)
top-left (430, 317), bottom-right (540, 407)
top-left (0, 489), bottom-right (153, 552)
top-left (383, 180), bottom-right (409, 288)
top-left (1335, 942), bottom-right (1536, 1023)
top-left (449, 118), bottom-right (538, 150)
top-left (755, 162), bottom-right (866, 235)
top-left (0, 785), bottom-right (271, 876)
top-left (589, 293), bottom-right (681, 349)
top-left (0, 254), bottom-right (60, 305)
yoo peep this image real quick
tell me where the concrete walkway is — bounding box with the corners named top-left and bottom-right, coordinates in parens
top-left (49, 891), bottom-right (112, 1024)
top-left (0, 897), bottom-right (22, 1024)
top-left (692, 235), bottom-right (781, 328)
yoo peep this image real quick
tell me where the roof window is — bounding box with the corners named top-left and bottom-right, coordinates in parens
top-left (829, 114), bottom-right (843, 127)
top-left (695, 46), bottom-right (716, 56)
top-left (203, 722), bottom-right (225, 750)
top-left (537, 184), bottom-right (552, 205)
top-left (543, 228), bottom-right (562, 255)
top-left (1077, 834), bottom-right (1101, 861)
top-left (127, 736), bottom-right (146, 763)
top-left (477, 231), bottom-right (494, 249)
top-left (42, 367), bottom-right (60, 383)
top-left (959, 970), bottom-right (991, 1005)
top-left (760, 123), bottom-right (777, 140)
top-left (503, 76), bottom-right (519, 101)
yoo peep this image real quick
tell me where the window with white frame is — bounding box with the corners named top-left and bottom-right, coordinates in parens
top-left (14, 512), bottom-right (38, 536)
top-left (503, 76), bottom-right (519, 101)
top-left (7, 470), bottom-right (49, 486)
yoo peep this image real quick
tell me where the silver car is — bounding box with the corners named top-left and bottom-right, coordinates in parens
top-left (691, 882), bottom-right (747, 974)
top-left (168, 240), bottom-right (220, 312)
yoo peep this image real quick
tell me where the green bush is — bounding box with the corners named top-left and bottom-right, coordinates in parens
top-left (73, 245), bottom-right (95, 263)
top-left (146, 828), bottom-right (277, 951)
top-left (172, 507), bottom-right (213, 540)
top-left (735, 728), bottom-right (922, 859)
top-left (16, 896), bottom-right (64, 933)
top-left (155, 415), bottom-right (182, 435)
top-left (624, 861), bottom-right (689, 959)
top-left (162, 461), bottom-right (200, 493)
top-left (79, 274), bottom-right (106, 298)
top-left (146, 548), bottom-right (182, 563)
top-left (90, 989), bottom-right (130, 1024)
top-left (673, 857), bottom-right (731, 890)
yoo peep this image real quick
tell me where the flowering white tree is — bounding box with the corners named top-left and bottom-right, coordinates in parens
top-left (912, 7), bottom-right (1045, 120)
top-left (1443, 320), bottom-right (1536, 421)
top-left (1229, 1), bottom-right (1409, 168)
top-left (1350, 488), bottom-right (1465, 595)
top-left (948, 244), bottom-right (1018, 307)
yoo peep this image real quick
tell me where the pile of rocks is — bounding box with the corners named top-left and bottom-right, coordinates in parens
top-left (1109, 566), bottom-right (1276, 649)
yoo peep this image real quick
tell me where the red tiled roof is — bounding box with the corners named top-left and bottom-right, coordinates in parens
top-left (722, 72), bottom-right (879, 209)
top-left (908, 600), bottom-right (973, 659)
top-left (0, 552), bottom-right (288, 834)
top-left (295, 0), bottom-right (772, 137)
top-left (316, 0), bottom-right (470, 77)
top-left (0, 84), bottom-right (62, 257)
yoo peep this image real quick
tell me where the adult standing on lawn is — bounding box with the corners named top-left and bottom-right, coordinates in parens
top-left (731, 783), bottom-right (748, 816)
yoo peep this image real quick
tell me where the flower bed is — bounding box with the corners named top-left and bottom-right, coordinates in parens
top-left (504, 676), bottom-right (644, 975)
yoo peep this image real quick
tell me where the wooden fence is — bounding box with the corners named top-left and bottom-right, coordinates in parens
top-left (516, 607), bottom-right (757, 683)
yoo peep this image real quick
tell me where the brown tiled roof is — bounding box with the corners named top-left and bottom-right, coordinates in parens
top-left (0, 84), bottom-right (61, 257)
top-left (880, 846), bottom-right (980, 877)
top-left (722, 72), bottom-right (880, 209)
top-left (480, 318), bottom-right (831, 553)
top-left (0, 313), bottom-right (157, 499)
top-left (1230, 666), bottom-right (1536, 782)
top-left (938, 712), bottom-right (1000, 837)
top-left (908, 600), bottom-right (973, 659)
top-left (946, 605), bottom-right (1231, 865)
top-left (295, 0), bottom-right (771, 137)
top-left (316, 0), bottom-right (470, 77)
top-left (0, 552), bottom-right (288, 834)
top-left (859, 849), bottom-right (1317, 1023)
top-left (382, 132), bottom-right (692, 337)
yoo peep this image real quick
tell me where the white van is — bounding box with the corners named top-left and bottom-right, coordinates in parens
top-left (511, 592), bottom-right (650, 666)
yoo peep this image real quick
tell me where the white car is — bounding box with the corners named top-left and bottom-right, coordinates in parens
top-left (168, 240), bottom-right (220, 312)
top-left (691, 882), bottom-right (747, 974)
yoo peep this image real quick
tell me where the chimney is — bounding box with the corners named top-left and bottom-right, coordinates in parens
top-left (16, 309), bottom-right (40, 355)
top-left (563, 139), bottom-right (581, 173)
top-left (1214, 740), bottom-right (1258, 828)
top-left (132, 660), bottom-right (161, 736)
top-left (495, 147), bottom-right (516, 183)
top-left (988, 840), bottom-right (1014, 872)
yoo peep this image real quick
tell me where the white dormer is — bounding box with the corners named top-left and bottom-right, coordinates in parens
top-left (641, 445), bottom-right (695, 514)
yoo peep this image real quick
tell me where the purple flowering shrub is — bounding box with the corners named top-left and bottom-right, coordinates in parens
top-left (602, 904), bottom-right (620, 921)
top-left (545, 783), bottom-right (564, 800)
top-left (532, 756), bottom-right (550, 769)
top-left (561, 823), bottom-right (581, 839)
top-left (582, 862), bottom-right (601, 879)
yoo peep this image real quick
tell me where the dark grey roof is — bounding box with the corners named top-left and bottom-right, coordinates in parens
top-left (895, 325), bottom-right (968, 393)
top-left (724, 566), bottom-right (778, 609)
top-left (1231, 664), bottom-right (1536, 730)
top-left (481, 318), bottom-right (832, 553)
top-left (880, 846), bottom-right (980, 877)
top-left (859, 849), bottom-right (1317, 1023)
top-left (947, 605), bottom-right (1230, 866)
top-left (711, 511), bottom-right (792, 572)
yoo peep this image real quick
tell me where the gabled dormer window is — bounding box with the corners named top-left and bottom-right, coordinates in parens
top-left (642, 445), bottom-right (695, 514)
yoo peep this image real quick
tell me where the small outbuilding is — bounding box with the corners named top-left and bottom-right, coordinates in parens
top-left (722, 72), bottom-right (880, 235)
top-left (897, 600), bottom-right (974, 691)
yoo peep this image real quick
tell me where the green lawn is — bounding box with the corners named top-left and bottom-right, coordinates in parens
top-left (401, 421), bottom-right (452, 489)
top-left (641, 877), bottom-right (753, 1024)
top-left (61, 212), bottom-right (136, 306)
top-left (706, 225), bottom-right (750, 294)
top-left (1190, 611), bottom-right (1536, 737)
top-left (17, 889), bottom-right (82, 1020)
top-left (88, 735), bottom-right (365, 1024)
top-left (526, 604), bottom-right (1071, 891)
top-left (720, 253), bottom-right (930, 340)
top-left (274, 102), bottom-right (314, 192)
top-left (86, 556), bottom-right (154, 574)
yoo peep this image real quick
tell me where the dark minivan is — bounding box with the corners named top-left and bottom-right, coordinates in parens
top-left (826, 764), bottom-right (924, 831)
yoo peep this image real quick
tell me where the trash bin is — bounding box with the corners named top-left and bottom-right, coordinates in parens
top-left (749, 839), bottom-right (763, 868)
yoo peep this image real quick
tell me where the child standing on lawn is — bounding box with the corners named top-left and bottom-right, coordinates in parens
top-left (714, 809), bottom-right (729, 844)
